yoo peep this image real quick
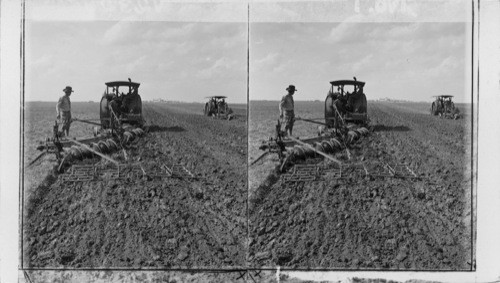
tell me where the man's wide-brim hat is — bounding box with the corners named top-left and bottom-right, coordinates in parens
top-left (286, 85), bottom-right (297, 92)
top-left (63, 86), bottom-right (74, 92)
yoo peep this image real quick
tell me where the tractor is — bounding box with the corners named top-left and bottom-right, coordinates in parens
top-left (100, 79), bottom-right (144, 128)
top-left (324, 79), bottom-right (368, 129)
top-left (204, 96), bottom-right (233, 119)
top-left (430, 95), bottom-right (460, 119)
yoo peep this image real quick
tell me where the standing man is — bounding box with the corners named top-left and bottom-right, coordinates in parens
top-left (56, 86), bottom-right (73, 137)
top-left (279, 84), bottom-right (297, 137)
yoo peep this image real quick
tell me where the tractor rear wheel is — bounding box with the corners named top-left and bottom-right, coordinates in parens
top-left (126, 94), bottom-right (142, 115)
top-left (204, 103), bottom-right (211, 116)
top-left (431, 103), bottom-right (438, 116)
top-left (325, 95), bottom-right (335, 127)
top-left (100, 96), bottom-right (111, 129)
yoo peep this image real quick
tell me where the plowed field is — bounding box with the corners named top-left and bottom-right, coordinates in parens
top-left (248, 101), bottom-right (474, 270)
top-left (23, 102), bottom-right (247, 268)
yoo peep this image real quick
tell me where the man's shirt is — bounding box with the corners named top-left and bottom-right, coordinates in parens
top-left (56, 95), bottom-right (71, 114)
top-left (279, 93), bottom-right (294, 115)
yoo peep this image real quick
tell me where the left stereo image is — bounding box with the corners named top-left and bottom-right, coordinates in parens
top-left (22, 2), bottom-right (248, 270)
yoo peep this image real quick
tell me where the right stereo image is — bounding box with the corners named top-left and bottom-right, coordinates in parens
top-left (248, 2), bottom-right (475, 271)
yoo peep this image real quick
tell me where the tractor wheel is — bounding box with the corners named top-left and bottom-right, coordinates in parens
top-left (128, 95), bottom-right (143, 127)
top-left (204, 103), bottom-right (210, 116)
top-left (137, 114), bottom-right (145, 127)
top-left (431, 103), bottom-right (438, 116)
top-left (125, 94), bottom-right (142, 115)
top-left (324, 95), bottom-right (335, 127)
top-left (100, 96), bottom-right (111, 129)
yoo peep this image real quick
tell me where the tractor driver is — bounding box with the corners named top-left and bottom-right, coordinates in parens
top-left (444, 97), bottom-right (452, 112)
top-left (211, 97), bottom-right (217, 112)
top-left (440, 97), bottom-right (445, 112)
top-left (109, 88), bottom-right (123, 117)
top-left (279, 85), bottom-right (297, 137)
top-left (217, 99), bottom-right (223, 112)
top-left (56, 86), bottom-right (74, 137)
top-left (217, 98), bottom-right (227, 113)
top-left (121, 87), bottom-right (139, 114)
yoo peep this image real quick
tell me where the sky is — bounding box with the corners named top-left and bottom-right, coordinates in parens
top-left (25, 0), bottom-right (470, 104)
top-left (26, 21), bottom-right (248, 103)
top-left (249, 21), bottom-right (468, 103)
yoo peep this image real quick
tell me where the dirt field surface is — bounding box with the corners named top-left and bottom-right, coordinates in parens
top-left (248, 101), bottom-right (474, 270)
top-left (23, 102), bottom-right (247, 268)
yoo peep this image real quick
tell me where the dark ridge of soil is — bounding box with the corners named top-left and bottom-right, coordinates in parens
top-left (23, 103), bottom-right (248, 268)
top-left (25, 166), bottom-right (59, 219)
top-left (248, 165), bottom-right (280, 213)
top-left (248, 102), bottom-right (472, 270)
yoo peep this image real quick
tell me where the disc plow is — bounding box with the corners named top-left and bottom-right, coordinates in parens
top-left (257, 118), bottom-right (370, 173)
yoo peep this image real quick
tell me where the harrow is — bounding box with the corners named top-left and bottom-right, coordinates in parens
top-left (388, 163), bottom-right (418, 178)
top-left (280, 162), bottom-right (420, 184)
top-left (341, 162), bottom-right (419, 179)
top-left (61, 163), bottom-right (195, 182)
top-left (165, 164), bottom-right (196, 179)
top-left (280, 164), bottom-right (321, 183)
top-left (60, 163), bottom-right (195, 182)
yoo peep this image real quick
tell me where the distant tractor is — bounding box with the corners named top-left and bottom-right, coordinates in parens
top-left (324, 79), bottom-right (368, 129)
top-left (430, 95), bottom-right (460, 119)
top-left (100, 79), bottom-right (144, 128)
top-left (204, 96), bottom-right (233, 119)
